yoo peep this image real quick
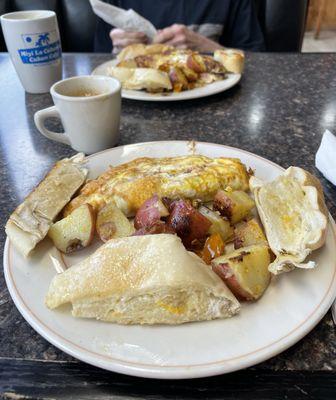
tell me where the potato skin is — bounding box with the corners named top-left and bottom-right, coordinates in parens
top-left (168, 66), bottom-right (189, 92)
top-left (167, 200), bottom-right (212, 247)
top-left (234, 218), bottom-right (267, 249)
top-left (186, 54), bottom-right (206, 73)
top-left (212, 244), bottom-right (271, 301)
top-left (213, 191), bottom-right (234, 219)
top-left (212, 261), bottom-right (254, 300)
top-left (213, 190), bottom-right (255, 224)
top-left (133, 221), bottom-right (175, 236)
top-left (134, 195), bottom-right (169, 230)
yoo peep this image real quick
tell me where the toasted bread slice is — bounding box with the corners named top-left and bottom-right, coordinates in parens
top-left (214, 49), bottom-right (245, 74)
top-left (250, 167), bottom-right (328, 274)
top-left (6, 154), bottom-right (88, 257)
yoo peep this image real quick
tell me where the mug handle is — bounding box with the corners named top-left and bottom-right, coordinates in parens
top-left (34, 106), bottom-right (71, 145)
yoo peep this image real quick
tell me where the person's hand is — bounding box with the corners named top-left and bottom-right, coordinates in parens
top-left (110, 28), bottom-right (148, 53)
top-left (153, 24), bottom-right (223, 52)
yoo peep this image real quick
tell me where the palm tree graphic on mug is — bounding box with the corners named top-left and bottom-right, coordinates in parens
top-left (35, 33), bottom-right (50, 47)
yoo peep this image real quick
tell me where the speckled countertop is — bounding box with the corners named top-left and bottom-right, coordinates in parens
top-left (0, 52), bottom-right (336, 397)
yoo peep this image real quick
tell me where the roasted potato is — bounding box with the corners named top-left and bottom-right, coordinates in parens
top-left (213, 189), bottom-right (255, 224)
top-left (224, 241), bottom-right (235, 254)
top-left (212, 244), bottom-right (271, 301)
top-left (234, 218), bottom-right (268, 249)
top-left (134, 195), bottom-right (169, 230)
top-left (167, 200), bottom-right (211, 247)
top-left (168, 66), bottom-right (189, 92)
top-left (186, 54), bottom-right (206, 73)
top-left (198, 206), bottom-right (233, 241)
top-left (133, 221), bottom-right (175, 236)
top-left (48, 204), bottom-right (95, 253)
top-left (179, 65), bottom-right (198, 82)
top-left (96, 202), bottom-right (134, 242)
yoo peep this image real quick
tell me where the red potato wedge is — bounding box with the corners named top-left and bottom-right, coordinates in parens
top-left (168, 66), bottom-right (189, 92)
top-left (234, 218), bottom-right (268, 249)
top-left (48, 204), bottom-right (95, 253)
top-left (213, 189), bottom-right (255, 224)
top-left (167, 200), bottom-right (211, 247)
top-left (212, 262), bottom-right (253, 300)
top-left (212, 244), bottom-right (271, 301)
top-left (96, 202), bottom-right (134, 242)
top-left (133, 221), bottom-right (175, 236)
top-left (179, 65), bottom-right (198, 82)
top-left (186, 54), bottom-right (206, 73)
top-left (134, 195), bottom-right (169, 230)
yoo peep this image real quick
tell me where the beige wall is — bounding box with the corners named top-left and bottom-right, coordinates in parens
top-left (306, 0), bottom-right (336, 30)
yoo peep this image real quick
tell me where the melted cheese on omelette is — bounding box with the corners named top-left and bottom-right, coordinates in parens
top-left (64, 155), bottom-right (250, 217)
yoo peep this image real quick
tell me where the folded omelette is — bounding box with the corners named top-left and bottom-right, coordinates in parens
top-left (46, 234), bottom-right (240, 325)
top-left (64, 155), bottom-right (250, 217)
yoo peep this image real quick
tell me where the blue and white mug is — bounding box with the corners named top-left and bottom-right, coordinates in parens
top-left (1, 10), bottom-right (62, 93)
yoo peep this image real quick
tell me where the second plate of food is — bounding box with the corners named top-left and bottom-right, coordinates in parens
top-left (4, 141), bottom-right (336, 379)
top-left (92, 59), bottom-right (241, 101)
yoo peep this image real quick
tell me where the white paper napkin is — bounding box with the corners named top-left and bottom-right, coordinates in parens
top-left (89, 0), bottom-right (157, 40)
top-left (315, 129), bottom-right (336, 186)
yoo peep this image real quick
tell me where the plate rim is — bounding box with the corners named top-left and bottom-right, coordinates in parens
top-left (91, 60), bottom-right (241, 101)
top-left (4, 141), bottom-right (336, 379)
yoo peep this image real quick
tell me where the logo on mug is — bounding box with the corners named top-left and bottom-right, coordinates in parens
top-left (18, 30), bottom-right (61, 65)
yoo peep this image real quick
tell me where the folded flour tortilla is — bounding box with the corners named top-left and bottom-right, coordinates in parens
top-left (6, 153), bottom-right (88, 257)
top-left (46, 234), bottom-right (240, 325)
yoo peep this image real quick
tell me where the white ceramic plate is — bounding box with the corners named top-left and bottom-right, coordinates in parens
top-left (92, 59), bottom-right (241, 101)
top-left (4, 141), bottom-right (336, 379)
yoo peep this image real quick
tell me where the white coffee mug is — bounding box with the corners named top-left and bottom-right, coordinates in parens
top-left (1, 10), bottom-right (62, 93)
top-left (34, 75), bottom-right (121, 154)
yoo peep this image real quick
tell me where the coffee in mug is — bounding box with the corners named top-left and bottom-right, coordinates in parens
top-left (34, 75), bottom-right (121, 154)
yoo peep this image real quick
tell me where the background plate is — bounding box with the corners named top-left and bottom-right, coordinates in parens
top-left (4, 141), bottom-right (336, 379)
top-left (92, 60), bottom-right (241, 101)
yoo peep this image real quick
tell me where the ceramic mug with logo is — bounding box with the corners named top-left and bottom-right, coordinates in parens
top-left (1, 10), bottom-right (62, 93)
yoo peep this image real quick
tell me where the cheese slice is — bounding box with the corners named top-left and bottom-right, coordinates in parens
top-left (250, 167), bottom-right (328, 274)
top-left (45, 234), bottom-right (240, 325)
